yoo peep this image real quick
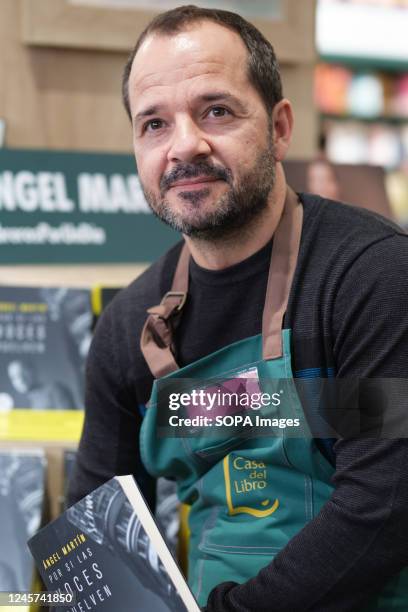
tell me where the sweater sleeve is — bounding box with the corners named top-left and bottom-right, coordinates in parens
top-left (66, 302), bottom-right (156, 510)
top-left (204, 234), bottom-right (408, 611)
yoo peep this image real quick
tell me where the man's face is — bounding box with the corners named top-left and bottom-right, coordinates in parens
top-left (128, 21), bottom-right (276, 239)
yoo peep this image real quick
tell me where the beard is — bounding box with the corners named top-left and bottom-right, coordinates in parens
top-left (140, 140), bottom-right (276, 241)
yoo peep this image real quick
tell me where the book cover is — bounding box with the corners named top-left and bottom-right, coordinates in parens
top-left (0, 449), bottom-right (46, 595)
top-left (28, 475), bottom-right (200, 612)
top-left (0, 286), bottom-right (92, 441)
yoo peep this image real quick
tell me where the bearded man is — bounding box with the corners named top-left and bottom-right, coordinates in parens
top-left (68, 5), bottom-right (408, 611)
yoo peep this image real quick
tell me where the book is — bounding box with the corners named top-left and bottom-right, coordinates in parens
top-left (0, 286), bottom-right (93, 441)
top-left (28, 475), bottom-right (200, 612)
top-left (0, 448), bottom-right (46, 610)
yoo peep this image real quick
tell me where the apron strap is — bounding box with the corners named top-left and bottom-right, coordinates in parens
top-left (140, 243), bottom-right (189, 377)
top-left (140, 186), bottom-right (303, 376)
top-left (262, 187), bottom-right (303, 360)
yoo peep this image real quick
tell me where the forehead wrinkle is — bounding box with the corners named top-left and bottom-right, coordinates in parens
top-left (132, 66), bottom-right (245, 120)
top-left (132, 58), bottom-right (233, 93)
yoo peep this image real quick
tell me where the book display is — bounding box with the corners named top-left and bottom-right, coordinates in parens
top-left (0, 284), bottom-right (183, 609)
top-left (28, 475), bottom-right (200, 612)
top-left (0, 286), bottom-right (92, 441)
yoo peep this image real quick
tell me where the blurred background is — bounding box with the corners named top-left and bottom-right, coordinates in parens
top-left (314, 0), bottom-right (408, 225)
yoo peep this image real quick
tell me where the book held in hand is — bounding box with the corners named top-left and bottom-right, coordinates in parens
top-left (28, 475), bottom-right (200, 612)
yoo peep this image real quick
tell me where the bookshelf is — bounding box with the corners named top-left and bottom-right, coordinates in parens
top-left (315, 1), bottom-right (408, 223)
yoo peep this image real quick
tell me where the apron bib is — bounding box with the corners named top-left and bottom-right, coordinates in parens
top-left (139, 189), bottom-right (408, 609)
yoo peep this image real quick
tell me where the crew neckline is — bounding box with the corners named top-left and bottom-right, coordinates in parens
top-left (189, 238), bottom-right (273, 287)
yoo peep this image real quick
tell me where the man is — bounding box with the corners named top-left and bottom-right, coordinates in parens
top-left (67, 5), bottom-right (408, 611)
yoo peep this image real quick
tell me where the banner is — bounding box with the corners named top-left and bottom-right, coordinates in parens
top-left (0, 148), bottom-right (179, 263)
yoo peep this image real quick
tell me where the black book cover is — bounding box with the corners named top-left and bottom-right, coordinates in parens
top-left (28, 476), bottom-right (200, 612)
top-left (0, 286), bottom-right (92, 411)
top-left (0, 286), bottom-right (92, 440)
top-left (0, 449), bottom-right (46, 592)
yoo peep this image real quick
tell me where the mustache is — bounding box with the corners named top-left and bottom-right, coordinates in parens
top-left (160, 161), bottom-right (232, 193)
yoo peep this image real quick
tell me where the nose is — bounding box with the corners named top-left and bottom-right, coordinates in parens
top-left (167, 115), bottom-right (211, 163)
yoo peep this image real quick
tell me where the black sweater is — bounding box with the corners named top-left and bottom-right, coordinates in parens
top-left (68, 194), bottom-right (408, 611)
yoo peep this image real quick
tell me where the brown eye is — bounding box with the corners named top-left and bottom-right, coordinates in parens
top-left (208, 107), bottom-right (229, 118)
top-left (144, 119), bottom-right (164, 132)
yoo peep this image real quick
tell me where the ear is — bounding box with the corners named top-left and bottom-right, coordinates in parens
top-left (271, 99), bottom-right (294, 162)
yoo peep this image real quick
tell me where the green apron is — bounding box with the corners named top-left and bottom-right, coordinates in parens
top-left (139, 189), bottom-right (408, 610)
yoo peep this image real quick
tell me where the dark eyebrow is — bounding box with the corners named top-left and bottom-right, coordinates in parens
top-left (133, 92), bottom-right (248, 125)
top-left (197, 92), bottom-right (248, 114)
top-left (133, 106), bottom-right (162, 125)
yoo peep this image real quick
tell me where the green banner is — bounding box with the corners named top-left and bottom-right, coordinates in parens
top-left (0, 148), bottom-right (179, 263)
